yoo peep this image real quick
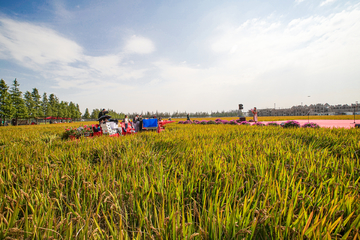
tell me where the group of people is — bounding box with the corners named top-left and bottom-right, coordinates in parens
top-left (97, 107), bottom-right (258, 128)
top-left (97, 109), bottom-right (165, 134)
top-left (130, 114), bottom-right (144, 132)
top-left (97, 109), bottom-right (134, 134)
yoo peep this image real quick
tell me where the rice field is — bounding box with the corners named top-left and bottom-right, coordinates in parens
top-left (1, 122), bottom-right (360, 239)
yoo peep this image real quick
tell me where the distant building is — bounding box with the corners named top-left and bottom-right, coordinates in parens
top-left (249, 103), bottom-right (359, 116)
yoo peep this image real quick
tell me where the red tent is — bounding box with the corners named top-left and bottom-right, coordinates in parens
top-left (45, 116), bottom-right (57, 120)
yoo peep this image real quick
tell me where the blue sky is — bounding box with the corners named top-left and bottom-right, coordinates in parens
top-left (1, 0), bottom-right (359, 114)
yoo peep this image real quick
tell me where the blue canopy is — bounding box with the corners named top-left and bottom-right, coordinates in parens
top-left (143, 119), bottom-right (158, 128)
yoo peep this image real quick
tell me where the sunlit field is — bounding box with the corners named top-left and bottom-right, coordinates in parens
top-left (1, 122), bottom-right (359, 239)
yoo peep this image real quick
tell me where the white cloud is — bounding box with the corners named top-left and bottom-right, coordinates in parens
top-left (320, 0), bottom-right (337, 7)
top-left (295, 0), bottom-right (305, 3)
top-left (124, 35), bottom-right (155, 54)
top-left (149, 79), bottom-right (161, 85)
top-left (0, 18), bottom-right (83, 68)
top-left (149, 5), bottom-right (360, 111)
top-left (0, 2), bottom-right (359, 112)
top-left (208, 5), bottom-right (360, 83)
top-left (0, 18), bottom-right (152, 91)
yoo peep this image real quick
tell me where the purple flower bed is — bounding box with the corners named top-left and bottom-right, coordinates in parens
top-left (267, 122), bottom-right (279, 126)
top-left (229, 120), bottom-right (238, 125)
top-left (200, 120), bottom-right (208, 125)
top-left (302, 122), bottom-right (320, 128)
top-left (240, 121), bottom-right (250, 125)
top-left (283, 120), bottom-right (300, 128)
top-left (177, 119), bottom-right (321, 129)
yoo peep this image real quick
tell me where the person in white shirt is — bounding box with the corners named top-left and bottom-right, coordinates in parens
top-left (110, 121), bottom-right (122, 135)
top-left (124, 115), bottom-right (129, 131)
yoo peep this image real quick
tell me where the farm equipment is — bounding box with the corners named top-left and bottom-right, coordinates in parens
top-left (142, 119), bottom-right (175, 133)
top-left (85, 118), bottom-right (175, 138)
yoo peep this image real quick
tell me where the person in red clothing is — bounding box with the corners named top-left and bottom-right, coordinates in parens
top-left (251, 107), bottom-right (258, 123)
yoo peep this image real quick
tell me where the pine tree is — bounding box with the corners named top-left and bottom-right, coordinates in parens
top-left (68, 102), bottom-right (77, 120)
top-left (63, 102), bottom-right (70, 119)
top-left (58, 101), bottom-right (68, 121)
top-left (57, 101), bottom-right (64, 119)
top-left (76, 104), bottom-right (82, 120)
top-left (41, 92), bottom-right (51, 123)
top-left (48, 94), bottom-right (58, 118)
top-left (0, 79), bottom-right (14, 126)
top-left (90, 109), bottom-right (100, 119)
top-left (32, 88), bottom-right (42, 123)
top-left (10, 79), bottom-right (28, 124)
top-left (82, 108), bottom-right (91, 119)
top-left (24, 91), bottom-right (35, 122)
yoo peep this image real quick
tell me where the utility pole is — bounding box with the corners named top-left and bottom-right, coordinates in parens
top-left (357, 101), bottom-right (359, 125)
top-left (354, 102), bottom-right (357, 124)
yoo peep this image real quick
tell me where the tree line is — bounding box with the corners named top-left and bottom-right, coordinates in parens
top-left (82, 109), bottom-right (240, 120)
top-left (0, 79), bottom-right (82, 125)
top-left (84, 108), bottom-right (126, 120)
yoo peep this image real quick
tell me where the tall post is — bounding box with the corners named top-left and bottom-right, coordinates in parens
top-left (356, 101), bottom-right (358, 124)
top-left (354, 104), bottom-right (356, 124)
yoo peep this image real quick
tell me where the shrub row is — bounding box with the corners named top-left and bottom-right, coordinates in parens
top-left (178, 119), bottom-right (320, 128)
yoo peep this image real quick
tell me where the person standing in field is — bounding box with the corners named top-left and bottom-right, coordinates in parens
top-left (98, 109), bottom-right (107, 119)
top-left (124, 115), bottom-right (129, 131)
top-left (138, 115), bottom-right (143, 132)
top-left (98, 108), bottom-right (108, 124)
top-left (133, 114), bottom-right (138, 123)
top-left (135, 119), bottom-right (140, 132)
top-left (251, 107), bottom-right (258, 123)
top-left (187, 114), bottom-right (190, 121)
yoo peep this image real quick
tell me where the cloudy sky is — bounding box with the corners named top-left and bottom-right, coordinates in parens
top-left (0, 0), bottom-right (359, 114)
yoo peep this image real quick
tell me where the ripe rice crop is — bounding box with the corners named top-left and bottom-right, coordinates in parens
top-left (0, 123), bottom-right (360, 239)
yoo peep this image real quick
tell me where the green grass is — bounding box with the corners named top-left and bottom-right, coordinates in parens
top-left (0, 123), bottom-right (359, 239)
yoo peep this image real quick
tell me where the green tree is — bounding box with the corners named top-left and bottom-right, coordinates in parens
top-left (90, 109), bottom-right (100, 119)
top-left (41, 93), bottom-right (51, 123)
top-left (63, 102), bottom-right (70, 119)
top-left (10, 79), bottom-right (28, 124)
top-left (57, 101), bottom-right (64, 119)
top-left (24, 91), bottom-right (35, 122)
top-left (68, 102), bottom-right (77, 120)
top-left (58, 101), bottom-right (69, 121)
top-left (82, 108), bottom-right (91, 119)
top-left (48, 94), bottom-right (58, 118)
top-left (75, 104), bottom-right (82, 120)
top-left (32, 88), bottom-right (42, 123)
top-left (0, 79), bottom-right (14, 126)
